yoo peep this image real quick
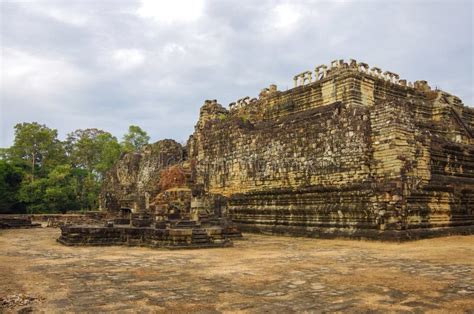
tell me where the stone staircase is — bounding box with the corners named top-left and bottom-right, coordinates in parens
top-left (191, 228), bottom-right (211, 244)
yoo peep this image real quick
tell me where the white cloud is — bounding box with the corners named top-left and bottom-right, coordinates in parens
top-left (18, 2), bottom-right (90, 26)
top-left (111, 49), bottom-right (146, 71)
top-left (1, 48), bottom-right (87, 103)
top-left (161, 43), bottom-right (186, 59)
top-left (136, 0), bottom-right (205, 23)
top-left (329, 35), bottom-right (347, 47)
top-left (272, 3), bottom-right (302, 30)
top-left (0, 0), bottom-right (472, 149)
top-left (0, 48), bottom-right (89, 146)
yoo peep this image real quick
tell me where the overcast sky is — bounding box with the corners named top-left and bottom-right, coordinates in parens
top-left (1, 0), bottom-right (473, 147)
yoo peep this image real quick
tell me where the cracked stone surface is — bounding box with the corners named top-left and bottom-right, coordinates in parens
top-left (0, 228), bottom-right (473, 312)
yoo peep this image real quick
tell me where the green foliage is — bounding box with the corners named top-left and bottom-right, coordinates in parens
top-left (18, 177), bottom-right (48, 213)
top-left (217, 113), bottom-right (229, 121)
top-left (121, 125), bottom-right (150, 153)
top-left (66, 128), bottom-right (121, 177)
top-left (1, 122), bottom-right (151, 214)
top-left (44, 165), bottom-right (81, 213)
top-left (9, 122), bottom-right (62, 180)
top-left (19, 165), bottom-right (81, 213)
top-left (239, 113), bottom-right (251, 123)
top-left (0, 160), bottom-right (24, 214)
top-left (95, 133), bottom-right (122, 177)
top-left (0, 148), bottom-right (10, 160)
top-left (66, 128), bottom-right (105, 172)
top-left (71, 167), bottom-right (101, 211)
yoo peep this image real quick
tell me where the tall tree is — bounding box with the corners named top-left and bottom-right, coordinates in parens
top-left (9, 122), bottom-right (60, 181)
top-left (95, 133), bottom-right (122, 177)
top-left (63, 128), bottom-right (122, 212)
top-left (3, 123), bottom-right (123, 213)
top-left (121, 125), bottom-right (150, 152)
top-left (66, 128), bottom-right (104, 172)
top-left (44, 165), bottom-right (80, 213)
top-left (66, 128), bottom-right (121, 176)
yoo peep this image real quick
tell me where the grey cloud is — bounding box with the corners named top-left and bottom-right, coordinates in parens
top-left (1, 0), bottom-right (472, 147)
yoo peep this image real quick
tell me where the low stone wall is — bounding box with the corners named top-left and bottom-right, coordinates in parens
top-left (30, 212), bottom-right (107, 227)
top-left (0, 215), bottom-right (41, 229)
top-left (57, 224), bottom-right (233, 249)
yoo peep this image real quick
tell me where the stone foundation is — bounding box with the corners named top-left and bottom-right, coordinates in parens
top-left (237, 223), bottom-right (474, 241)
top-left (0, 215), bottom-right (41, 229)
top-left (57, 224), bottom-right (234, 249)
top-left (30, 212), bottom-right (108, 227)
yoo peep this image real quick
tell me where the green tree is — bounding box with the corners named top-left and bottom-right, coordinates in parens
top-left (66, 128), bottom-right (121, 176)
top-left (19, 164), bottom-right (81, 213)
top-left (66, 128), bottom-right (104, 172)
top-left (9, 122), bottom-right (62, 181)
top-left (64, 129), bottom-right (121, 211)
top-left (121, 125), bottom-right (150, 152)
top-left (3, 123), bottom-right (123, 213)
top-left (0, 160), bottom-right (25, 214)
top-left (95, 133), bottom-right (122, 177)
top-left (18, 177), bottom-right (48, 213)
top-left (70, 167), bottom-right (101, 211)
top-left (44, 165), bottom-right (80, 213)
top-left (0, 148), bottom-right (9, 160)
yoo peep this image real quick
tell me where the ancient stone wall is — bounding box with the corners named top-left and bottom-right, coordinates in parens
top-left (98, 59), bottom-right (472, 240)
top-left (30, 213), bottom-right (108, 227)
top-left (189, 59), bottom-right (474, 239)
top-left (192, 101), bottom-right (372, 194)
top-left (100, 139), bottom-right (184, 213)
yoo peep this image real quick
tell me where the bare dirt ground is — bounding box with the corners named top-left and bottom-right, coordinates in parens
top-left (0, 228), bottom-right (473, 313)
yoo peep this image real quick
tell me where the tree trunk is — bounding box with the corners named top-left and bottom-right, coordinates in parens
top-left (31, 152), bottom-right (35, 181)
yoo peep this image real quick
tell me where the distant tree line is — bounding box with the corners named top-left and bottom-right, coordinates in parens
top-left (0, 122), bottom-right (150, 214)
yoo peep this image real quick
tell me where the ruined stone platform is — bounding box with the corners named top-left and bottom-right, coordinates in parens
top-left (0, 215), bottom-right (41, 229)
top-left (57, 223), bottom-right (234, 249)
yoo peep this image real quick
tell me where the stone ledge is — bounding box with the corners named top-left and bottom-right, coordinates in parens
top-left (0, 216), bottom-right (41, 229)
top-left (236, 223), bottom-right (474, 242)
top-left (57, 224), bottom-right (236, 249)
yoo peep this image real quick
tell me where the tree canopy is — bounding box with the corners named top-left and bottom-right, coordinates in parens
top-left (8, 122), bottom-right (64, 180)
top-left (65, 128), bottom-right (121, 177)
top-left (121, 125), bottom-right (150, 153)
top-left (0, 160), bottom-right (24, 214)
top-left (0, 122), bottom-right (150, 214)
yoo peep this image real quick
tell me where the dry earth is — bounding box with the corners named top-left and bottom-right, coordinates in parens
top-left (0, 228), bottom-right (473, 313)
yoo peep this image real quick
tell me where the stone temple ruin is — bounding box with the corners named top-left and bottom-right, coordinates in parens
top-left (58, 140), bottom-right (242, 248)
top-left (59, 58), bottom-right (474, 244)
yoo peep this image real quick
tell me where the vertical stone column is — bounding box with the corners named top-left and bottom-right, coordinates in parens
top-left (145, 192), bottom-right (150, 210)
top-left (315, 65), bottom-right (328, 80)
